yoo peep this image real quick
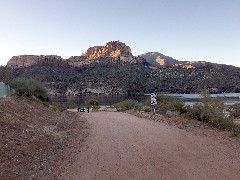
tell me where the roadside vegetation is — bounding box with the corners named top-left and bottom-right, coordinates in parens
top-left (228, 103), bottom-right (240, 118)
top-left (184, 90), bottom-right (234, 130)
top-left (84, 99), bottom-right (100, 110)
top-left (115, 99), bottom-right (136, 111)
top-left (115, 91), bottom-right (240, 136)
top-left (10, 77), bottom-right (64, 112)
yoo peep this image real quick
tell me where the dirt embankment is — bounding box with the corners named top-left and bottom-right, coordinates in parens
top-left (0, 97), bottom-right (88, 180)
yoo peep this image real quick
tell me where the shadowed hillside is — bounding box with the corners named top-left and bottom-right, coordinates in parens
top-left (5, 41), bottom-right (240, 95)
top-left (10, 58), bottom-right (240, 95)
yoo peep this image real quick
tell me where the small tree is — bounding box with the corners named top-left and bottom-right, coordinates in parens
top-left (85, 99), bottom-right (99, 110)
top-left (10, 78), bottom-right (48, 101)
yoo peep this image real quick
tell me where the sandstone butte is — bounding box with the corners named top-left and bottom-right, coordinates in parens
top-left (6, 40), bottom-right (224, 69)
top-left (6, 41), bottom-right (145, 68)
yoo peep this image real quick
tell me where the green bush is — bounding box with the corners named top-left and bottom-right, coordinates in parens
top-left (10, 78), bottom-right (48, 101)
top-left (115, 100), bottom-right (136, 111)
top-left (139, 105), bottom-right (152, 112)
top-left (84, 99), bottom-right (100, 110)
top-left (233, 131), bottom-right (240, 137)
top-left (89, 99), bottom-right (99, 107)
top-left (156, 94), bottom-right (174, 104)
top-left (28, 95), bottom-right (42, 103)
top-left (143, 97), bottom-right (151, 106)
top-left (228, 103), bottom-right (240, 118)
top-left (143, 94), bottom-right (185, 115)
top-left (185, 91), bottom-right (234, 131)
top-left (156, 94), bottom-right (185, 114)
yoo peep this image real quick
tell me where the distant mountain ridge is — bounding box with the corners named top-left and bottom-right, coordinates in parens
top-left (6, 40), bottom-right (232, 69)
top-left (4, 40), bottom-right (240, 95)
top-left (139, 52), bottom-right (181, 67)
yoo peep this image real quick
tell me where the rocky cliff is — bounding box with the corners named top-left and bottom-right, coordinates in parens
top-left (7, 41), bottom-right (146, 68)
top-left (82, 41), bottom-right (133, 59)
top-left (66, 41), bottom-right (147, 67)
top-left (7, 55), bottom-right (63, 68)
top-left (7, 41), bottom-right (226, 69)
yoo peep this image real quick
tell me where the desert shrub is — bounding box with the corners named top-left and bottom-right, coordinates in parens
top-left (233, 130), bottom-right (240, 137)
top-left (50, 103), bottom-right (64, 112)
top-left (143, 97), bottom-right (151, 106)
top-left (133, 102), bottom-right (144, 110)
top-left (228, 103), bottom-right (240, 118)
top-left (28, 95), bottom-right (42, 103)
top-left (115, 100), bottom-right (136, 111)
top-left (84, 99), bottom-right (100, 110)
top-left (144, 107), bottom-right (152, 112)
top-left (155, 103), bottom-right (171, 114)
top-left (156, 94), bottom-right (185, 114)
top-left (10, 78), bottom-right (48, 101)
top-left (89, 99), bottom-right (99, 106)
top-left (143, 94), bottom-right (185, 115)
top-left (185, 90), bottom-right (234, 131)
top-left (232, 123), bottom-right (240, 137)
top-left (139, 105), bottom-right (152, 112)
top-left (156, 94), bottom-right (173, 104)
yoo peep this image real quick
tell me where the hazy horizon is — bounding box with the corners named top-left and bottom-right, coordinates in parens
top-left (0, 0), bottom-right (239, 67)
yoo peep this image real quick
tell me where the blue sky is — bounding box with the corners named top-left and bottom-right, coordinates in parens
top-left (0, 0), bottom-right (239, 66)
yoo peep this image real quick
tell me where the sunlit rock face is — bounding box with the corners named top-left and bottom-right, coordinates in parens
top-left (7, 55), bottom-right (63, 68)
top-left (68, 41), bottom-right (147, 66)
top-left (82, 41), bottom-right (133, 59)
top-left (6, 41), bottom-right (147, 68)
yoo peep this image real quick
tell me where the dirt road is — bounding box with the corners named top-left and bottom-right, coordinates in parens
top-left (64, 112), bottom-right (240, 180)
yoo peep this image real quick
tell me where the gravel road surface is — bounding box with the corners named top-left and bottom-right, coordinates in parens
top-left (64, 112), bottom-right (240, 180)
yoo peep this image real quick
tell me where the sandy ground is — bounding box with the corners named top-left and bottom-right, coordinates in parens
top-left (64, 111), bottom-right (240, 180)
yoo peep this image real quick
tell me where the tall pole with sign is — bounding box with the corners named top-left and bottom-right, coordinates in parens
top-left (150, 93), bottom-right (157, 114)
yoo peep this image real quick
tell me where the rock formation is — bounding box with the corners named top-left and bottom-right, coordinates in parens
top-left (139, 52), bottom-right (221, 69)
top-left (65, 41), bottom-right (147, 67)
top-left (139, 52), bottom-right (180, 67)
top-left (82, 41), bottom-right (133, 59)
top-left (7, 41), bottom-right (147, 68)
top-left (7, 55), bottom-right (63, 68)
top-left (67, 56), bottom-right (89, 67)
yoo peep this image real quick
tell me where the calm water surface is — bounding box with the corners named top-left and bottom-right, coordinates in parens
top-left (51, 93), bottom-right (240, 107)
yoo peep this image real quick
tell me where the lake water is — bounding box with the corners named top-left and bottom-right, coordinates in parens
top-left (51, 93), bottom-right (240, 107)
top-left (165, 93), bottom-right (240, 106)
top-left (0, 82), bottom-right (15, 98)
top-left (165, 93), bottom-right (240, 99)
